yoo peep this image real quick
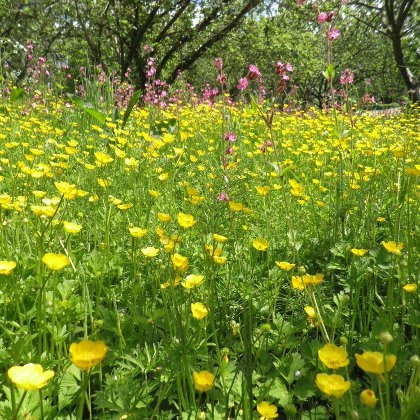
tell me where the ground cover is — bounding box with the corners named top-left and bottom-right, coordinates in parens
top-left (0, 94), bottom-right (418, 419)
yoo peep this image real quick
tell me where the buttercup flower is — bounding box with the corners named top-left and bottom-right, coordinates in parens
top-left (382, 241), bottom-right (404, 255)
top-left (63, 221), bottom-right (82, 234)
top-left (351, 248), bottom-right (369, 256)
top-left (177, 212), bottom-right (196, 228)
top-left (252, 238), bottom-right (269, 251)
top-left (55, 181), bottom-right (78, 199)
top-left (129, 227), bottom-right (148, 238)
top-left (212, 233), bottom-right (228, 243)
top-left (403, 283), bottom-right (417, 293)
top-left (69, 340), bottom-right (107, 370)
top-left (42, 253), bottom-right (70, 270)
top-left (171, 253), bottom-right (189, 273)
top-left (8, 363), bottom-right (55, 391)
top-left (315, 373), bottom-right (351, 398)
top-left (360, 389), bottom-right (378, 408)
top-left (257, 401), bottom-right (278, 419)
top-left (275, 261), bottom-right (295, 271)
top-left (193, 370), bottom-right (215, 392)
top-left (157, 212), bottom-right (171, 222)
top-left (318, 343), bottom-right (349, 369)
top-left (181, 274), bottom-right (205, 289)
top-left (141, 247), bottom-right (159, 257)
top-left (0, 260), bottom-right (17, 275)
top-left (191, 302), bottom-right (209, 320)
top-left (355, 351), bottom-right (397, 374)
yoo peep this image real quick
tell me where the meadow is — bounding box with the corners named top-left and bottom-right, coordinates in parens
top-left (0, 74), bottom-right (418, 419)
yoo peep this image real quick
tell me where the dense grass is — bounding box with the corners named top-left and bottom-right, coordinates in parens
top-left (0, 94), bottom-right (418, 419)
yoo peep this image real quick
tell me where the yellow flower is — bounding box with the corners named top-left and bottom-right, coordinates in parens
top-left (171, 253), bottom-right (189, 273)
top-left (275, 261), bottom-right (295, 271)
top-left (229, 201), bottom-right (243, 211)
top-left (213, 255), bottom-right (227, 264)
top-left (63, 221), bottom-right (82, 234)
top-left (318, 344), bottom-right (349, 369)
top-left (181, 274), bottom-right (205, 289)
top-left (256, 401), bottom-right (278, 419)
top-left (8, 363), bottom-right (55, 391)
top-left (212, 233), bottom-right (228, 243)
top-left (403, 283), bottom-right (417, 293)
top-left (55, 181), bottom-right (78, 199)
top-left (69, 340), bottom-right (107, 370)
top-left (252, 238), bottom-right (269, 251)
top-left (303, 273), bottom-right (324, 286)
top-left (129, 227), bottom-right (148, 238)
top-left (193, 370), bottom-right (215, 392)
top-left (351, 248), bottom-right (369, 256)
top-left (191, 302), bottom-right (209, 320)
top-left (304, 306), bottom-right (316, 318)
top-left (315, 373), bottom-right (351, 398)
top-left (355, 351), bottom-right (396, 374)
top-left (149, 189), bottom-right (161, 197)
top-left (256, 185), bottom-right (271, 196)
top-left (0, 260), bottom-right (17, 275)
top-left (42, 253), bottom-right (70, 271)
top-left (97, 178), bottom-right (112, 188)
top-left (381, 241), bottom-right (404, 255)
top-left (94, 151), bottom-right (114, 165)
top-left (292, 276), bottom-right (305, 291)
top-left (141, 247), bottom-right (159, 257)
top-left (177, 212), bottom-right (196, 228)
top-left (157, 212), bottom-right (171, 222)
top-left (360, 389), bottom-right (378, 408)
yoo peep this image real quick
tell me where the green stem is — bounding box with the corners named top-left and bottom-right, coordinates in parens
top-left (332, 397), bottom-right (341, 420)
top-left (12, 391), bottom-right (27, 420)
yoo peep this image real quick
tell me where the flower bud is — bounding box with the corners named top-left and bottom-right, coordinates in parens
top-left (379, 331), bottom-right (393, 344)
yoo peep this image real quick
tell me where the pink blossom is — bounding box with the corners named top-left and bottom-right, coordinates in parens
top-left (237, 77), bottom-right (248, 90)
top-left (225, 146), bottom-right (233, 155)
top-left (318, 12), bottom-right (328, 24)
top-left (340, 68), bottom-right (354, 85)
top-left (214, 57), bottom-right (223, 71)
top-left (247, 64), bottom-right (262, 80)
top-left (285, 63), bottom-right (293, 72)
top-left (297, 0), bottom-right (304, 6)
top-left (224, 132), bottom-right (237, 143)
top-left (327, 28), bottom-right (340, 40)
top-left (217, 192), bottom-right (230, 202)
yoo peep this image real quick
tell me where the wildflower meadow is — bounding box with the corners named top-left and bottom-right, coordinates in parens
top-left (0, 3), bottom-right (419, 419)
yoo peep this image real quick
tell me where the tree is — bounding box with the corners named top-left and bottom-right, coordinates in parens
top-left (349, 0), bottom-right (419, 101)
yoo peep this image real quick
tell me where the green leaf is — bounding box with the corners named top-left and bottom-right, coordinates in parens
top-left (322, 64), bottom-right (335, 80)
top-left (10, 88), bottom-right (24, 101)
top-left (84, 107), bottom-right (107, 125)
top-left (268, 378), bottom-right (291, 407)
top-left (122, 89), bottom-right (142, 129)
top-left (294, 373), bottom-right (316, 401)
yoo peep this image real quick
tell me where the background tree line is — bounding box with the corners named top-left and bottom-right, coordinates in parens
top-left (0, 0), bottom-right (418, 105)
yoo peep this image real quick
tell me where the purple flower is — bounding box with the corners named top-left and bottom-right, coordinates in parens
top-left (248, 64), bottom-right (262, 80)
top-left (318, 12), bottom-right (328, 24)
top-left (237, 77), bottom-right (248, 90)
top-left (327, 28), bottom-right (340, 40)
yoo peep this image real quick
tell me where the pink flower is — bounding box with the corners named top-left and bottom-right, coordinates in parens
top-left (248, 64), bottom-right (262, 80)
top-left (224, 132), bottom-right (237, 142)
top-left (217, 192), bottom-right (230, 202)
top-left (340, 69), bottom-right (354, 85)
top-left (237, 77), bottom-right (248, 90)
top-left (318, 12), bottom-right (328, 24)
top-left (214, 57), bottom-right (223, 71)
top-left (285, 63), bottom-right (293, 72)
top-left (297, 0), bottom-right (304, 6)
top-left (327, 28), bottom-right (340, 40)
